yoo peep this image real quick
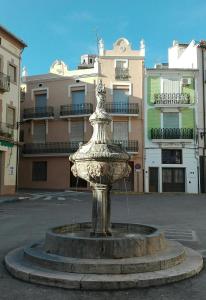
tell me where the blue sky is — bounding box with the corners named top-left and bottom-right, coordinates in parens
top-left (1, 0), bottom-right (206, 75)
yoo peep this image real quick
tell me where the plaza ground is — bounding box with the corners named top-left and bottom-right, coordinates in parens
top-left (0, 191), bottom-right (206, 299)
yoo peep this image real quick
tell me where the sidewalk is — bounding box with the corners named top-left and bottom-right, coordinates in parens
top-left (0, 193), bottom-right (30, 204)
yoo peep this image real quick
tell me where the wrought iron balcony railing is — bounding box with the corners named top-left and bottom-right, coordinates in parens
top-left (23, 106), bottom-right (54, 119)
top-left (153, 93), bottom-right (191, 105)
top-left (115, 67), bottom-right (129, 80)
top-left (151, 128), bottom-right (194, 139)
top-left (0, 122), bottom-right (14, 140)
top-left (113, 140), bottom-right (138, 152)
top-left (105, 102), bottom-right (139, 114)
top-left (22, 141), bottom-right (85, 155)
top-left (60, 103), bottom-right (93, 116)
top-left (0, 72), bottom-right (10, 93)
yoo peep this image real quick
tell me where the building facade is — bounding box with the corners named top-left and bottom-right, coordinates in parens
top-left (168, 40), bottom-right (206, 192)
top-left (144, 67), bottom-right (198, 193)
top-left (19, 38), bottom-right (144, 192)
top-left (0, 26), bottom-right (26, 195)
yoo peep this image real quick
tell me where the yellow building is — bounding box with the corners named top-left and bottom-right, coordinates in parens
top-left (19, 38), bottom-right (144, 192)
top-left (0, 25), bottom-right (26, 194)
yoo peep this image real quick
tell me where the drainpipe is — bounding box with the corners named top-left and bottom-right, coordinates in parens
top-left (15, 48), bottom-right (24, 193)
top-left (200, 42), bottom-right (206, 192)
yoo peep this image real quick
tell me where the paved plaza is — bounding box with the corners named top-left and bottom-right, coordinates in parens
top-left (0, 191), bottom-right (206, 299)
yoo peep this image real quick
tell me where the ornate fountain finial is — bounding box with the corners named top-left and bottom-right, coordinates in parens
top-left (96, 79), bottom-right (106, 111)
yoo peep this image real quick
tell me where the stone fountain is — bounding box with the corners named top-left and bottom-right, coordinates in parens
top-left (5, 81), bottom-right (203, 290)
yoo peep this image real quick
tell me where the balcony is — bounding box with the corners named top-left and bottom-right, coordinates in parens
top-left (115, 68), bottom-right (129, 80)
top-left (105, 102), bottom-right (139, 115)
top-left (0, 122), bottom-right (14, 141)
top-left (23, 106), bottom-right (54, 120)
top-left (153, 93), bottom-right (192, 106)
top-left (22, 141), bottom-right (85, 155)
top-left (0, 72), bottom-right (10, 93)
top-left (151, 128), bottom-right (194, 140)
top-left (60, 103), bottom-right (93, 117)
top-left (113, 140), bottom-right (138, 152)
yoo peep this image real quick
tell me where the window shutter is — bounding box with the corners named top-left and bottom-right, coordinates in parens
top-left (113, 89), bottom-right (129, 104)
top-left (33, 123), bottom-right (46, 143)
top-left (163, 113), bottom-right (179, 129)
top-left (113, 122), bottom-right (128, 141)
top-left (70, 121), bottom-right (84, 141)
top-left (163, 79), bottom-right (180, 93)
top-left (72, 90), bottom-right (85, 105)
top-left (35, 93), bottom-right (47, 108)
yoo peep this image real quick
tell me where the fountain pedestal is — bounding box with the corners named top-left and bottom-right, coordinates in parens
top-left (91, 184), bottom-right (112, 236)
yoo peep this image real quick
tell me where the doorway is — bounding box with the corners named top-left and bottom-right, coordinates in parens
top-left (149, 167), bottom-right (159, 192)
top-left (162, 168), bottom-right (185, 192)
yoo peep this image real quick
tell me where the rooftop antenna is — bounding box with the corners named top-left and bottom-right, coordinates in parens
top-left (93, 27), bottom-right (100, 54)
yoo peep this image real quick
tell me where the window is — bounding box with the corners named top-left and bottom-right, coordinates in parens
top-left (113, 121), bottom-right (128, 141)
top-left (70, 121), bottom-right (84, 142)
top-left (71, 90), bottom-right (85, 106)
top-left (32, 161), bottom-right (47, 181)
top-left (33, 123), bottom-right (46, 143)
top-left (8, 64), bottom-right (17, 83)
top-left (20, 130), bottom-right (24, 142)
top-left (0, 57), bottom-right (2, 72)
top-left (35, 92), bottom-right (47, 108)
top-left (163, 112), bottom-right (179, 129)
top-left (113, 89), bottom-right (129, 104)
top-left (7, 107), bottom-right (15, 127)
top-left (116, 60), bottom-right (127, 69)
top-left (162, 78), bottom-right (180, 93)
top-left (162, 149), bottom-right (182, 164)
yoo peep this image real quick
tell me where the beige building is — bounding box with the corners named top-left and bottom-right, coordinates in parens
top-left (19, 38), bottom-right (144, 192)
top-left (0, 25), bottom-right (26, 195)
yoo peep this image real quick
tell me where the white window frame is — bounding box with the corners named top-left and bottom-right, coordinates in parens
top-left (160, 76), bottom-right (181, 93)
top-left (114, 59), bottom-right (128, 68)
top-left (31, 87), bottom-right (49, 101)
top-left (68, 83), bottom-right (87, 97)
top-left (110, 82), bottom-right (132, 95)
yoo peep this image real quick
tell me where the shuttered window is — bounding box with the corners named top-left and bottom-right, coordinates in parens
top-left (163, 113), bottom-right (179, 129)
top-left (70, 121), bottom-right (84, 142)
top-left (116, 60), bottom-right (127, 69)
top-left (7, 107), bottom-right (15, 127)
top-left (113, 121), bottom-right (128, 141)
top-left (72, 90), bottom-right (85, 105)
top-left (163, 79), bottom-right (180, 93)
top-left (113, 89), bottom-right (129, 104)
top-left (35, 93), bottom-right (47, 108)
top-left (33, 123), bottom-right (46, 143)
top-left (8, 64), bottom-right (17, 83)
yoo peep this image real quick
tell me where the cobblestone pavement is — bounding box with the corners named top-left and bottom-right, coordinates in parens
top-left (0, 192), bottom-right (206, 299)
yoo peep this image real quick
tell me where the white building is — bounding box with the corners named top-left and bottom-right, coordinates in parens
top-left (168, 40), bottom-right (206, 192)
top-left (144, 66), bottom-right (199, 193)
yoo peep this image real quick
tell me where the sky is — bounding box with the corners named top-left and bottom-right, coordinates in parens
top-left (1, 0), bottom-right (206, 75)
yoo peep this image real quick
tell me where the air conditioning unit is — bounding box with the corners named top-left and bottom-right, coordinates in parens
top-left (181, 78), bottom-right (192, 85)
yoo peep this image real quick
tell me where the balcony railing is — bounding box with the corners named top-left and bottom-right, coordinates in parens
top-left (0, 122), bottom-right (14, 140)
top-left (153, 93), bottom-right (191, 105)
top-left (22, 141), bottom-right (85, 155)
top-left (60, 103), bottom-right (93, 116)
top-left (151, 128), bottom-right (194, 139)
top-left (0, 72), bottom-right (10, 93)
top-left (113, 140), bottom-right (138, 152)
top-left (105, 102), bottom-right (139, 114)
top-left (115, 68), bottom-right (129, 80)
top-left (23, 106), bottom-right (54, 119)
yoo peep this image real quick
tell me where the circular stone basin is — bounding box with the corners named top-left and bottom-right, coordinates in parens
top-left (44, 222), bottom-right (167, 259)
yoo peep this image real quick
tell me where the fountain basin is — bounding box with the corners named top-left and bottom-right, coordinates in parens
top-left (44, 223), bottom-right (167, 259)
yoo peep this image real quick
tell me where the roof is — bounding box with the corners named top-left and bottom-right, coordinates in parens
top-left (0, 25), bottom-right (27, 48)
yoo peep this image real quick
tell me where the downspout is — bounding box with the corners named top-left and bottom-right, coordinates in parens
top-left (15, 48), bottom-right (24, 193)
top-left (201, 45), bottom-right (206, 192)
